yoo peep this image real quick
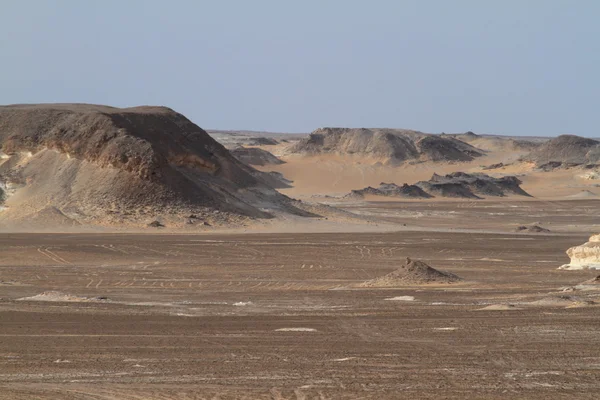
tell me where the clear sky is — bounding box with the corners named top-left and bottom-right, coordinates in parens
top-left (1, 1), bottom-right (599, 136)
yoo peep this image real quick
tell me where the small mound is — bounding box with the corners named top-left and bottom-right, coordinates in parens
top-left (515, 225), bottom-right (551, 233)
top-left (567, 190), bottom-right (598, 199)
top-left (18, 291), bottom-right (108, 302)
top-left (360, 258), bottom-right (462, 287)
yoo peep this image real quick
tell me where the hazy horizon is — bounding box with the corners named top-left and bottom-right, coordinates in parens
top-left (2, 1), bottom-right (599, 137)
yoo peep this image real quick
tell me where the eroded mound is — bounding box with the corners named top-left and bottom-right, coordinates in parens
top-left (0, 104), bottom-right (312, 226)
top-left (289, 128), bottom-right (483, 164)
top-left (360, 258), bottom-right (462, 287)
top-left (524, 135), bottom-right (600, 166)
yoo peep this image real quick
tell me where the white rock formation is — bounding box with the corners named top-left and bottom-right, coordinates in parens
top-left (559, 234), bottom-right (600, 270)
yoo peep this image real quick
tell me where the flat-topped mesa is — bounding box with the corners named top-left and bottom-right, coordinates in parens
top-left (560, 234), bottom-right (600, 270)
top-left (289, 127), bottom-right (484, 164)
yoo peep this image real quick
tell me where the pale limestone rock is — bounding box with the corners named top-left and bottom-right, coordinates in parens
top-left (559, 234), bottom-right (600, 270)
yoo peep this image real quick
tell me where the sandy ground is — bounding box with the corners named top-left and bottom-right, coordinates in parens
top-left (1, 199), bottom-right (600, 399)
top-left (254, 145), bottom-right (600, 201)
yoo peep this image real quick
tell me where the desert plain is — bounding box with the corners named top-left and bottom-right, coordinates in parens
top-left (1, 107), bottom-right (600, 399)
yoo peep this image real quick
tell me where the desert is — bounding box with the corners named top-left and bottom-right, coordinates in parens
top-left (0, 104), bottom-right (600, 399)
top-left (2, 2), bottom-right (600, 398)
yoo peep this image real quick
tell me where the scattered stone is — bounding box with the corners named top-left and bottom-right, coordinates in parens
top-left (148, 220), bottom-right (164, 228)
top-left (515, 225), bottom-right (550, 233)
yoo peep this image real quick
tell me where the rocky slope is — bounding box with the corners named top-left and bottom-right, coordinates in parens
top-left (289, 128), bottom-right (483, 164)
top-left (0, 104), bottom-right (311, 226)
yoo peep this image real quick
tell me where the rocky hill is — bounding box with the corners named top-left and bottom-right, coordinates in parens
top-left (0, 104), bottom-right (311, 226)
top-left (289, 128), bottom-right (483, 164)
top-left (523, 135), bottom-right (600, 166)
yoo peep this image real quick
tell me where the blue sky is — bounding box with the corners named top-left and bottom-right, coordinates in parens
top-left (1, 1), bottom-right (599, 136)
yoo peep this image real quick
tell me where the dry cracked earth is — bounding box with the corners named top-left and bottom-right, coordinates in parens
top-left (1, 200), bottom-right (600, 399)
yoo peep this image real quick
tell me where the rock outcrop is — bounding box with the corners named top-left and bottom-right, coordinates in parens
top-left (559, 234), bottom-right (600, 270)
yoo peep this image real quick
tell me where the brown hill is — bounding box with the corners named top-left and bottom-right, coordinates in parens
top-left (524, 135), bottom-right (600, 166)
top-left (0, 104), bottom-right (311, 226)
top-left (360, 258), bottom-right (462, 286)
top-left (289, 128), bottom-right (483, 164)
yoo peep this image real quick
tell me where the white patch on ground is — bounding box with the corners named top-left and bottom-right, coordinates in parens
top-left (332, 357), bottom-right (357, 362)
top-left (384, 296), bottom-right (415, 301)
top-left (433, 327), bottom-right (458, 331)
top-left (233, 301), bottom-right (253, 306)
top-left (17, 291), bottom-right (108, 303)
top-left (559, 263), bottom-right (600, 270)
top-left (275, 328), bottom-right (317, 332)
top-left (476, 304), bottom-right (522, 311)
